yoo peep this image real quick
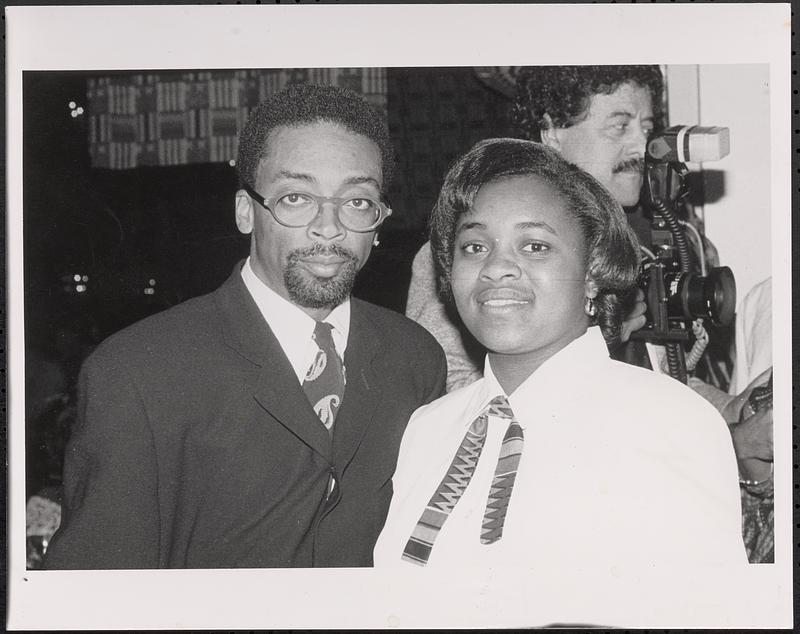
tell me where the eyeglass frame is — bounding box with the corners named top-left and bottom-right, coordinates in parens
top-left (241, 183), bottom-right (393, 233)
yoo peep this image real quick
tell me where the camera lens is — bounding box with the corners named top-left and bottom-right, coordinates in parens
top-left (664, 266), bottom-right (736, 326)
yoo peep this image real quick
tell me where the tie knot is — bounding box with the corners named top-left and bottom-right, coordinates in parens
top-left (313, 321), bottom-right (335, 347)
top-left (486, 395), bottom-right (513, 420)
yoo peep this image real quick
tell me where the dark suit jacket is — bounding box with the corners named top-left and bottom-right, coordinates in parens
top-left (44, 265), bottom-right (446, 569)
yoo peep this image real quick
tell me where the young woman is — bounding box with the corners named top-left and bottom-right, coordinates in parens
top-left (374, 139), bottom-right (745, 569)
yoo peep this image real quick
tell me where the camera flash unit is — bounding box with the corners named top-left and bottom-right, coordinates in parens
top-left (647, 125), bottom-right (730, 163)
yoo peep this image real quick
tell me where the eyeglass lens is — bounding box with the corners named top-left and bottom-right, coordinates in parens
top-left (273, 193), bottom-right (382, 230)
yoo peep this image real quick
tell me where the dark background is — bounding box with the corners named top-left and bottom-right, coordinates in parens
top-left (23, 68), bottom-right (513, 498)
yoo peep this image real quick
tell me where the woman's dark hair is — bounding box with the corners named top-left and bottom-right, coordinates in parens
top-left (236, 83), bottom-right (394, 192)
top-left (429, 138), bottom-right (640, 345)
top-left (513, 65), bottom-right (665, 141)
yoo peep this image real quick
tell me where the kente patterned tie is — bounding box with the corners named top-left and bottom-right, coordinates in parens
top-left (401, 395), bottom-right (524, 565)
top-left (302, 321), bottom-right (345, 433)
top-left (480, 400), bottom-right (524, 545)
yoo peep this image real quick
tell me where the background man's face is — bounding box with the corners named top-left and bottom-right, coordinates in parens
top-left (551, 82), bottom-right (654, 208)
top-left (236, 121), bottom-right (382, 320)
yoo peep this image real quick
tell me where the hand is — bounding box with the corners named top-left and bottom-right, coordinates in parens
top-left (731, 406), bottom-right (773, 462)
top-left (739, 367), bottom-right (772, 404)
top-left (721, 367), bottom-right (773, 422)
top-left (619, 288), bottom-right (647, 343)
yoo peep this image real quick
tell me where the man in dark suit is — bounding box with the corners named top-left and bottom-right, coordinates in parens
top-left (43, 83), bottom-right (447, 569)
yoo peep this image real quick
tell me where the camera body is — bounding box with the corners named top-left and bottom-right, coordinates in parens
top-left (632, 126), bottom-right (736, 346)
top-left (636, 255), bottom-right (736, 344)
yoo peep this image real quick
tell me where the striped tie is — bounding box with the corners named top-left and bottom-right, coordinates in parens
top-left (401, 395), bottom-right (523, 565)
top-left (481, 403), bottom-right (524, 544)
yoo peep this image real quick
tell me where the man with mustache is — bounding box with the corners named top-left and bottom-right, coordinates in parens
top-left (406, 65), bottom-right (665, 390)
top-left (515, 65), bottom-right (659, 251)
top-left (44, 83), bottom-right (447, 569)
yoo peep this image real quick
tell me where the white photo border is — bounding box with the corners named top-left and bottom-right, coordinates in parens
top-left (6, 3), bottom-right (792, 630)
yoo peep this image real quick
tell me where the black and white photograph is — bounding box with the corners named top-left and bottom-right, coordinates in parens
top-left (6, 3), bottom-right (792, 630)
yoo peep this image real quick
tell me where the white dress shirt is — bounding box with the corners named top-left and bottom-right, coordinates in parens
top-left (374, 327), bottom-right (747, 570)
top-left (240, 257), bottom-right (350, 382)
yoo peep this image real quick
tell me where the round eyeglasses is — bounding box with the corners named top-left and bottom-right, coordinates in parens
top-left (242, 183), bottom-right (392, 232)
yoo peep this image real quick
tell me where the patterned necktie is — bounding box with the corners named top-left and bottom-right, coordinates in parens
top-left (481, 400), bottom-right (524, 545)
top-left (401, 395), bottom-right (524, 565)
top-left (302, 321), bottom-right (345, 433)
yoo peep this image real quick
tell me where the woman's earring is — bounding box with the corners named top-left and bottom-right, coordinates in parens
top-left (584, 296), bottom-right (597, 317)
top-left (372, 235), bottom-right (380, 248)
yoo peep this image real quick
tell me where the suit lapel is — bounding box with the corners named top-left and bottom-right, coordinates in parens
top-left (333, 300), bottom-right (383, 472)
top-left (215, 264), bottom-right (331, 461)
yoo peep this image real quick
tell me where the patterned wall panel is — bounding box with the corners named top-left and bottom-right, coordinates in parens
top-left (87, 68), bottom-right (388, 170)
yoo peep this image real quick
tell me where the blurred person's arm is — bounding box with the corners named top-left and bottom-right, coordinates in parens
top-left (690, 367), bottom-right (773, 485)
top-left (406, 242), bottom-right (482, 392)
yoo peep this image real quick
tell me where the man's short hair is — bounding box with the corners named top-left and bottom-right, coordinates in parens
top-left (429, 137), bottom-right (640, 345)
top-left (236, 83), bottom-right (395, 192)
top-left (512, 65), bottom-right (664, 141)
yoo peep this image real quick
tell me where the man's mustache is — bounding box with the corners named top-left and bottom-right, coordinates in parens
top-left (287, 242), bottom-right (359, 263)
top-left (612, 158), bottom-right (645, 174)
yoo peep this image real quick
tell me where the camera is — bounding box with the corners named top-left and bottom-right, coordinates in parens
top-left (638, 264), bottom-right (736, 340)
top-left (631, 126), bottom-right (736, 380)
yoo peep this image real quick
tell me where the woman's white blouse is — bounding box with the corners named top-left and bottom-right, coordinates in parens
top-left (374, 327), bottom-right (747, 570)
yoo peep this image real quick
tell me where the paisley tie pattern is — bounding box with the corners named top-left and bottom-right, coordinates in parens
top-left (302, 322), bottom-right (345, 433)
top-left (401, 395), bottom-right (524, 565)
